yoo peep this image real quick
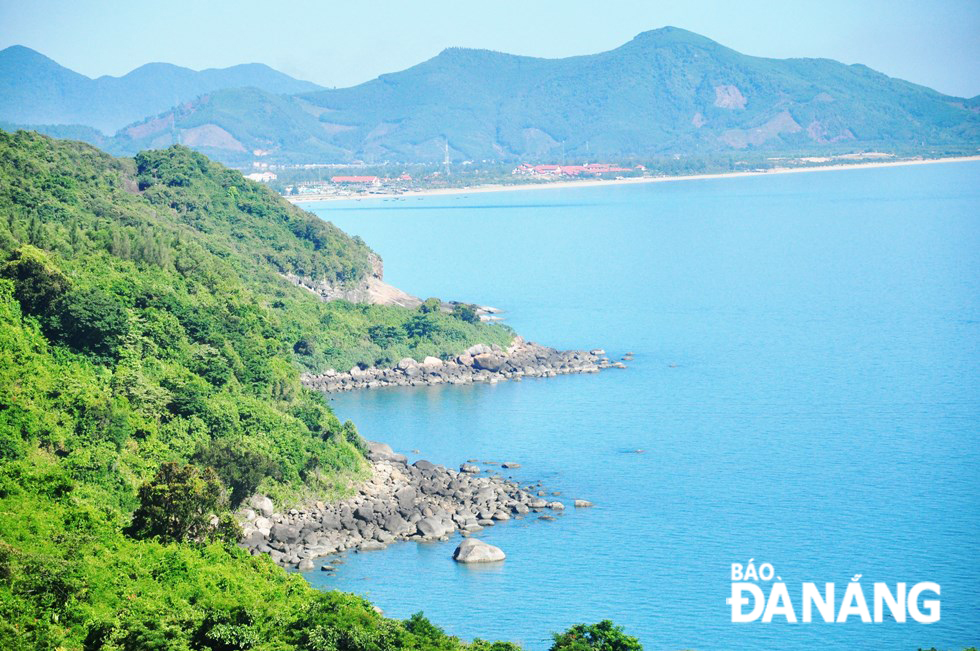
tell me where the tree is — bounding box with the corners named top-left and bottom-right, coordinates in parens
top-left (403, 314), bottom-right (439, 339)
top-left (0, 247), bottom-right (70, 326)
top-left (293, 338), bottom-right (316, 356)
top-left (192, 440), bottom-right (281, 508)
top-left (549, 621), bottom-right (642, 651)
top-left (54, 286), bottom-right (131, 361)
top-left (126, 462), bottom-right (240, 544)
top-left (418, 297), bottom-right (442, 314)
top-left (367, 324), bottom-right (405, 347)
top-left (451, 303), bottom-right (480, 324)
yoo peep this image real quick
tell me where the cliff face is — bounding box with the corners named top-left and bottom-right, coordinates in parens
top-left (285, 252), bottom-right (421, 308)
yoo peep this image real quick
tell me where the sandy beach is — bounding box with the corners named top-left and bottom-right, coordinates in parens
top-left (286, 155), bottom-right (980, 204)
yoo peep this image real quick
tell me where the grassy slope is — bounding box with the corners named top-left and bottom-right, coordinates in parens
top-left (0, 130), bottom-right (515, 649)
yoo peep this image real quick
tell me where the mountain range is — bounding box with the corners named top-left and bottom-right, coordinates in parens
top-left (0, 44), bottom-right (322, 133)
top-left (3, 28), bottom-right (978, 164)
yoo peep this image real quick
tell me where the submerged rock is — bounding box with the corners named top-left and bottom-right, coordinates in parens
top-left (453, 538), bottom-right (506, 563)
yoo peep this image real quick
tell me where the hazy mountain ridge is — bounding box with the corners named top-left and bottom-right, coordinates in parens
top-left (4, 28), bottom-right (978, 164)
top-left (0, 44), bottom-right (323, 133)
top-left (295, 26), bottom-right (977, 161)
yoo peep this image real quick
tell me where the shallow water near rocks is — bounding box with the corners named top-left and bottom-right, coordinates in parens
top-left (306, 163), bottom-right (980, 651)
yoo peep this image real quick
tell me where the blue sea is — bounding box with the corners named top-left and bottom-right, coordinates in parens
top-left (306, 162), bottom-right (980, 651)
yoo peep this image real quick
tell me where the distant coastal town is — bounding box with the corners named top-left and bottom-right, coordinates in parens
top-left (256, 152), bottom-right (980, 203)
top-left (246, 160), bottom-right (646, 199)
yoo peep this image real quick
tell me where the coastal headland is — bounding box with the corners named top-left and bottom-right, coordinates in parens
top-left (301, 337), bottom-right (627, 393)
top-left (239, 442), bottom-right (580, 570)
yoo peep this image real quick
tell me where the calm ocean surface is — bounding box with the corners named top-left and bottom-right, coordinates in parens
top-left (306, 163), bottom-right (980, 651)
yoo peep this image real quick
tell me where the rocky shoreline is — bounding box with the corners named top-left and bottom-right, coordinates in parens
top-left (238, 442), bottom-right (589, 570)
top-left (301, 336), bottom-right (626, 393)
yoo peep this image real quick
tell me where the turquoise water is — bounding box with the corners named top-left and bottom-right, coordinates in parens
top-left (306, 163), bottom-right (980, 651)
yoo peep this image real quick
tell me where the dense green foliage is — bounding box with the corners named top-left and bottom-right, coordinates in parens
top-left (0, 44), bottom-right (322, 133)
top-left (549, 621), bottom-right (642, 651)
top-left (0, 131), bottom-right (522, 649)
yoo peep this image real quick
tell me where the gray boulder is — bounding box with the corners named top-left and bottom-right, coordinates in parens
top-left (253, 516), bottom-right (273, 536)
top-left (574, 500), bottom-right (594, 508)
top-left (249, 495), bottom-right (275, 518)
top-left (453, 538), bottom-right (505, 563)
top-left (394, 485), bottom-right (417, 510)
top-left (416, 517), bottom-right (447, 539)
top-left (366, 441), bottom-right (408, 464)
top-left (421, 356), bottom-right (443, 369)
top-left (472, 353), bottom-right (504, 372)
top-left (383, 513), bottom-right (412, 535)
top-left (297, 559), bottom-right (314, 571)
top-left (271, 523), bottom-right (300, 543)
top-left (243, 529), bottom-right (266, 547)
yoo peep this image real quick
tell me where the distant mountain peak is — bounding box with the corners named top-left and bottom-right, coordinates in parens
top-left (433, 47), bottom-right (522, 63)
top-left (0, 44), bottom-right (66, 68)
top-left (625, 26), bottom-right (725, 50)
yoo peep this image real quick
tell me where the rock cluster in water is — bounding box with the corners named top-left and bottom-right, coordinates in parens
top-left (301, 337), bottom-right (626, 393)
top-left (238, 442), bottom-right (577, 570)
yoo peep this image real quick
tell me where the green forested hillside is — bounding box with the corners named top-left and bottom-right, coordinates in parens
top-left (0, 130), bottom-right (516, 649)
top-left (111, 88), bottom-right (350, 165)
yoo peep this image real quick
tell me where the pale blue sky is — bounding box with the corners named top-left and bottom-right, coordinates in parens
top-left (2, 0), bottom-right (978, 97)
